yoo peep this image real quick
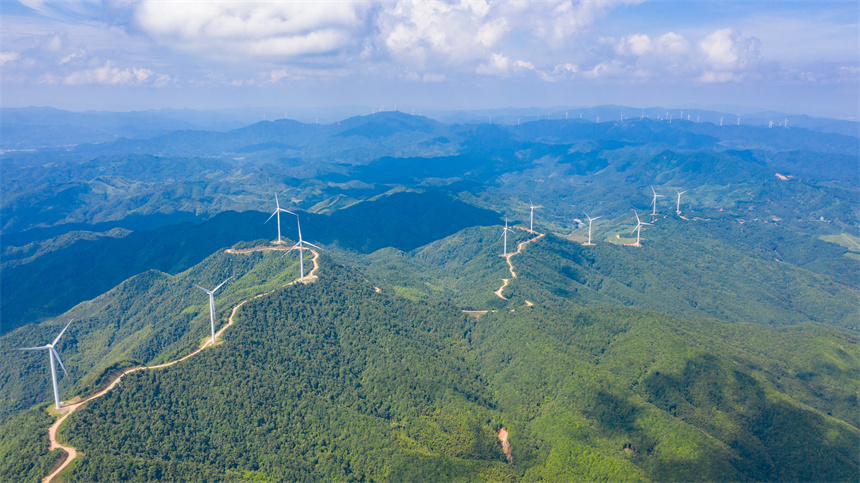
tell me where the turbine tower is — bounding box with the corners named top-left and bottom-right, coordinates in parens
top-left (15, 319), bottom-right (74, 409)
top-left (500, 218), bottom-right (514, 256)
top-left (650, 187), bottom-right (665, 216)
top-left (283, 211), bottom-right (322, 281)
top-left (265, 194), bottom-right (290, 244)
top-left (674, 188), bottom-right (687, 214)
top-left (584, 213), bottom-right (601, 245)
top-left (193, 278), bottom-right (231, 344)
top-left (720, 116), bottom-right (724, 126)
top-left (631, 210), bottom-right (652, 247)
top-left (528, 198), bottom-right (540, 232)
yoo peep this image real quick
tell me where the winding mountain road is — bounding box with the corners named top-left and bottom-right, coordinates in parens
top-left (495, 229), bottom-right (545, 300)
top-left (42, 248), bottom-right (320, 483)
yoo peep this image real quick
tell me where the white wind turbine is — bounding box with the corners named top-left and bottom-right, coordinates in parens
top-left (650, 187), bottom-right (665, 216)
top-left (674, 188), bottom-right (687, 214)
top-left (265, 193), bottom-right (290, 244)
top-left (16, 319), bottom-right (74, 409)
top-left (500, 218), bottom-right (514, 256)
top-left (283, 211), bottom-right (322, 281)
top-left (737, 116), bottom-right (741, 126)
top-left (528, 198), bottom-right (540, 232)
top-left (193, 278), bottom-right (231, 344)
top-left (720, 116), bottom-right (724, 126)
top-left (584, 213), bottom-right (601, 245)
top-left (631, 210), bottom-right (652, 247)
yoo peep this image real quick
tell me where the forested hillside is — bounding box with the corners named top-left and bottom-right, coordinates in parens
top-left (5, 261), bottom-right (852, 482)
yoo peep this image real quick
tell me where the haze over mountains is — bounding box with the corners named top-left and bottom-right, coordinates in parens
top-left (0, 106), bottom-right (857, 482)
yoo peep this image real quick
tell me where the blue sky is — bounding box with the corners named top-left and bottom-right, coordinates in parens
top-left (1, 1), bottom-right (857, 118)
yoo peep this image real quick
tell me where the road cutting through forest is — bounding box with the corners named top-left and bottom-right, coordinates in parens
top-left (495, 229), bottom-right (545, 300)
top-left (42, 248), bottom-right (320, 483)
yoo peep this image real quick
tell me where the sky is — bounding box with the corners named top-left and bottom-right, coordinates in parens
top-left (1, 0), bottom-right (858, 119)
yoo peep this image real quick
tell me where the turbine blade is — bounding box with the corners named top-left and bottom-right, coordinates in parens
top-left (303, 242), bottom-right (323, 250)
top-left (264, 211), bottom-right (277, 224)
top-left (15, 346), bottom-right (48, 351)
top-left (192, 283), bottom-right (211, 293)
top-left (52, 347), bottom-right (70, 380)
top-left (275, 193), bottom-right (280, 209)
top-left (212, 277), bottom-right (231, 292)
top-left (51, 319), bottom-right (74, 346)
top-left (280, 208), bottom-right (294, 214)
top-left (593, 216), bottom-right (602, 221)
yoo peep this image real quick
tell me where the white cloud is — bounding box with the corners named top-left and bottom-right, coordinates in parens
top-left (0, 51), bottom-right (20, 66)
top-left (476, 53), bottom-right (510, 75)
top-left (698, 28), bottom-right (760, 72)
top-left (62, 61), bottom-right (165, 86)
top-left (134, 0), bottom-right (371, 60)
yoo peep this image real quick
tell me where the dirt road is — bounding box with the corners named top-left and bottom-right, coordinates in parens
top-left (495, 230), bottom-right (545, 299)
top-left (42, 248), bottom-right (320, 483)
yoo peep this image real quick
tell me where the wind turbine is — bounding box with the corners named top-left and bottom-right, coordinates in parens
top-left (631, 210), bottom-right (652, 247)
top-left (769, 120), bottom-right (773, 128)
top-left (720, 116), bottom-right (724, 126)
top-left (674, 188), bottom-right (687, 213)
top-left (265, 193), bottom-right (290, 244)
top-left (499, 218), bottom-right (514, 256)
top-left (15, 319), bottom-right (73, 409)
top-left (283, 211), bottom-right (322, 281)
top-left (584, 213), bottom-right (601, 245)
top-left (737, 116), bottom-right (741, 126)
top-left (528, 198), bottom-right (540, 232)
top-left (650, 187), bottom-right (665, 216)
top-left (194, 278), bottom-right (231, 344)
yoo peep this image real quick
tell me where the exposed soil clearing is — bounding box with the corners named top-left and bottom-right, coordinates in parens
top-left (498, 428), bottom-right (512, 463)
top-left (42, 247), bottom-right (320, 483)
top-left (495, 230), bottom-right (544, 299)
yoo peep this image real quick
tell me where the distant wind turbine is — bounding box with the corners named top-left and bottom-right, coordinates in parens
top-left (283, 211), bottom-right (322, 281)
top-left (769, 120), bottom-right (774, 128)
top-left (596, 115), bottom-right (600, 123)
top-left (631, 210), bottom-right (652, 247)
top-left (720, 116), bottom-right (724, 126)
top-left (500, 218), bottom-right (514, 256)
top-left (674, 188), bottom-right (687, 214)
top-left (265, 194), bottom-right (290, 244)
top-left (650, 187), bottom-right (666, 216)
top-left (784, 118), bottom-right (788, 128)
top-left (194, 278), bottom-right (231, 344)
top-left (16, 319), bottom-right (74, 409)
top-left (584, 213), bottom-right (601, 245)
top-left (737, 116), bottom-right (741, 126)
top-left (528, 198), bottom-right (540, 232)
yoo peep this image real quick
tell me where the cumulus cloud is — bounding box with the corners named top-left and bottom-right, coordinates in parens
top-left (698, 28), bottom-right (761, 71)
top-left (134, 0), bottom-right (370, 61)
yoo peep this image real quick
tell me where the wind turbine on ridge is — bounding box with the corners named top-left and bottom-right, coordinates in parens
top-left (499, 218), bottom-right (514, 256)
top-left (265, 193), bottom-right (290, 244)
top-left (631, 210), bottom-right (652, 247)
top-left (528, 198), bottom-right (540, 232)
top-left (15, 319), bottom-right (73, 409)
top-left (193, 278), bottom-right (231, 344)
top-left (674, 188), bottom-right (687, 214)
top-left (584, 213), bottom-right (601, 246)
top-left (650, 187), bottom-right (665, 216)
top-left (283, 210), bottom-right (322, 281)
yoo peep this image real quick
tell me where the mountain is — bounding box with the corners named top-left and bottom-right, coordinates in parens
top-left (0, 108), bottom-right (857, 482)
top-left (2, 257), bottom-right (855, 482)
